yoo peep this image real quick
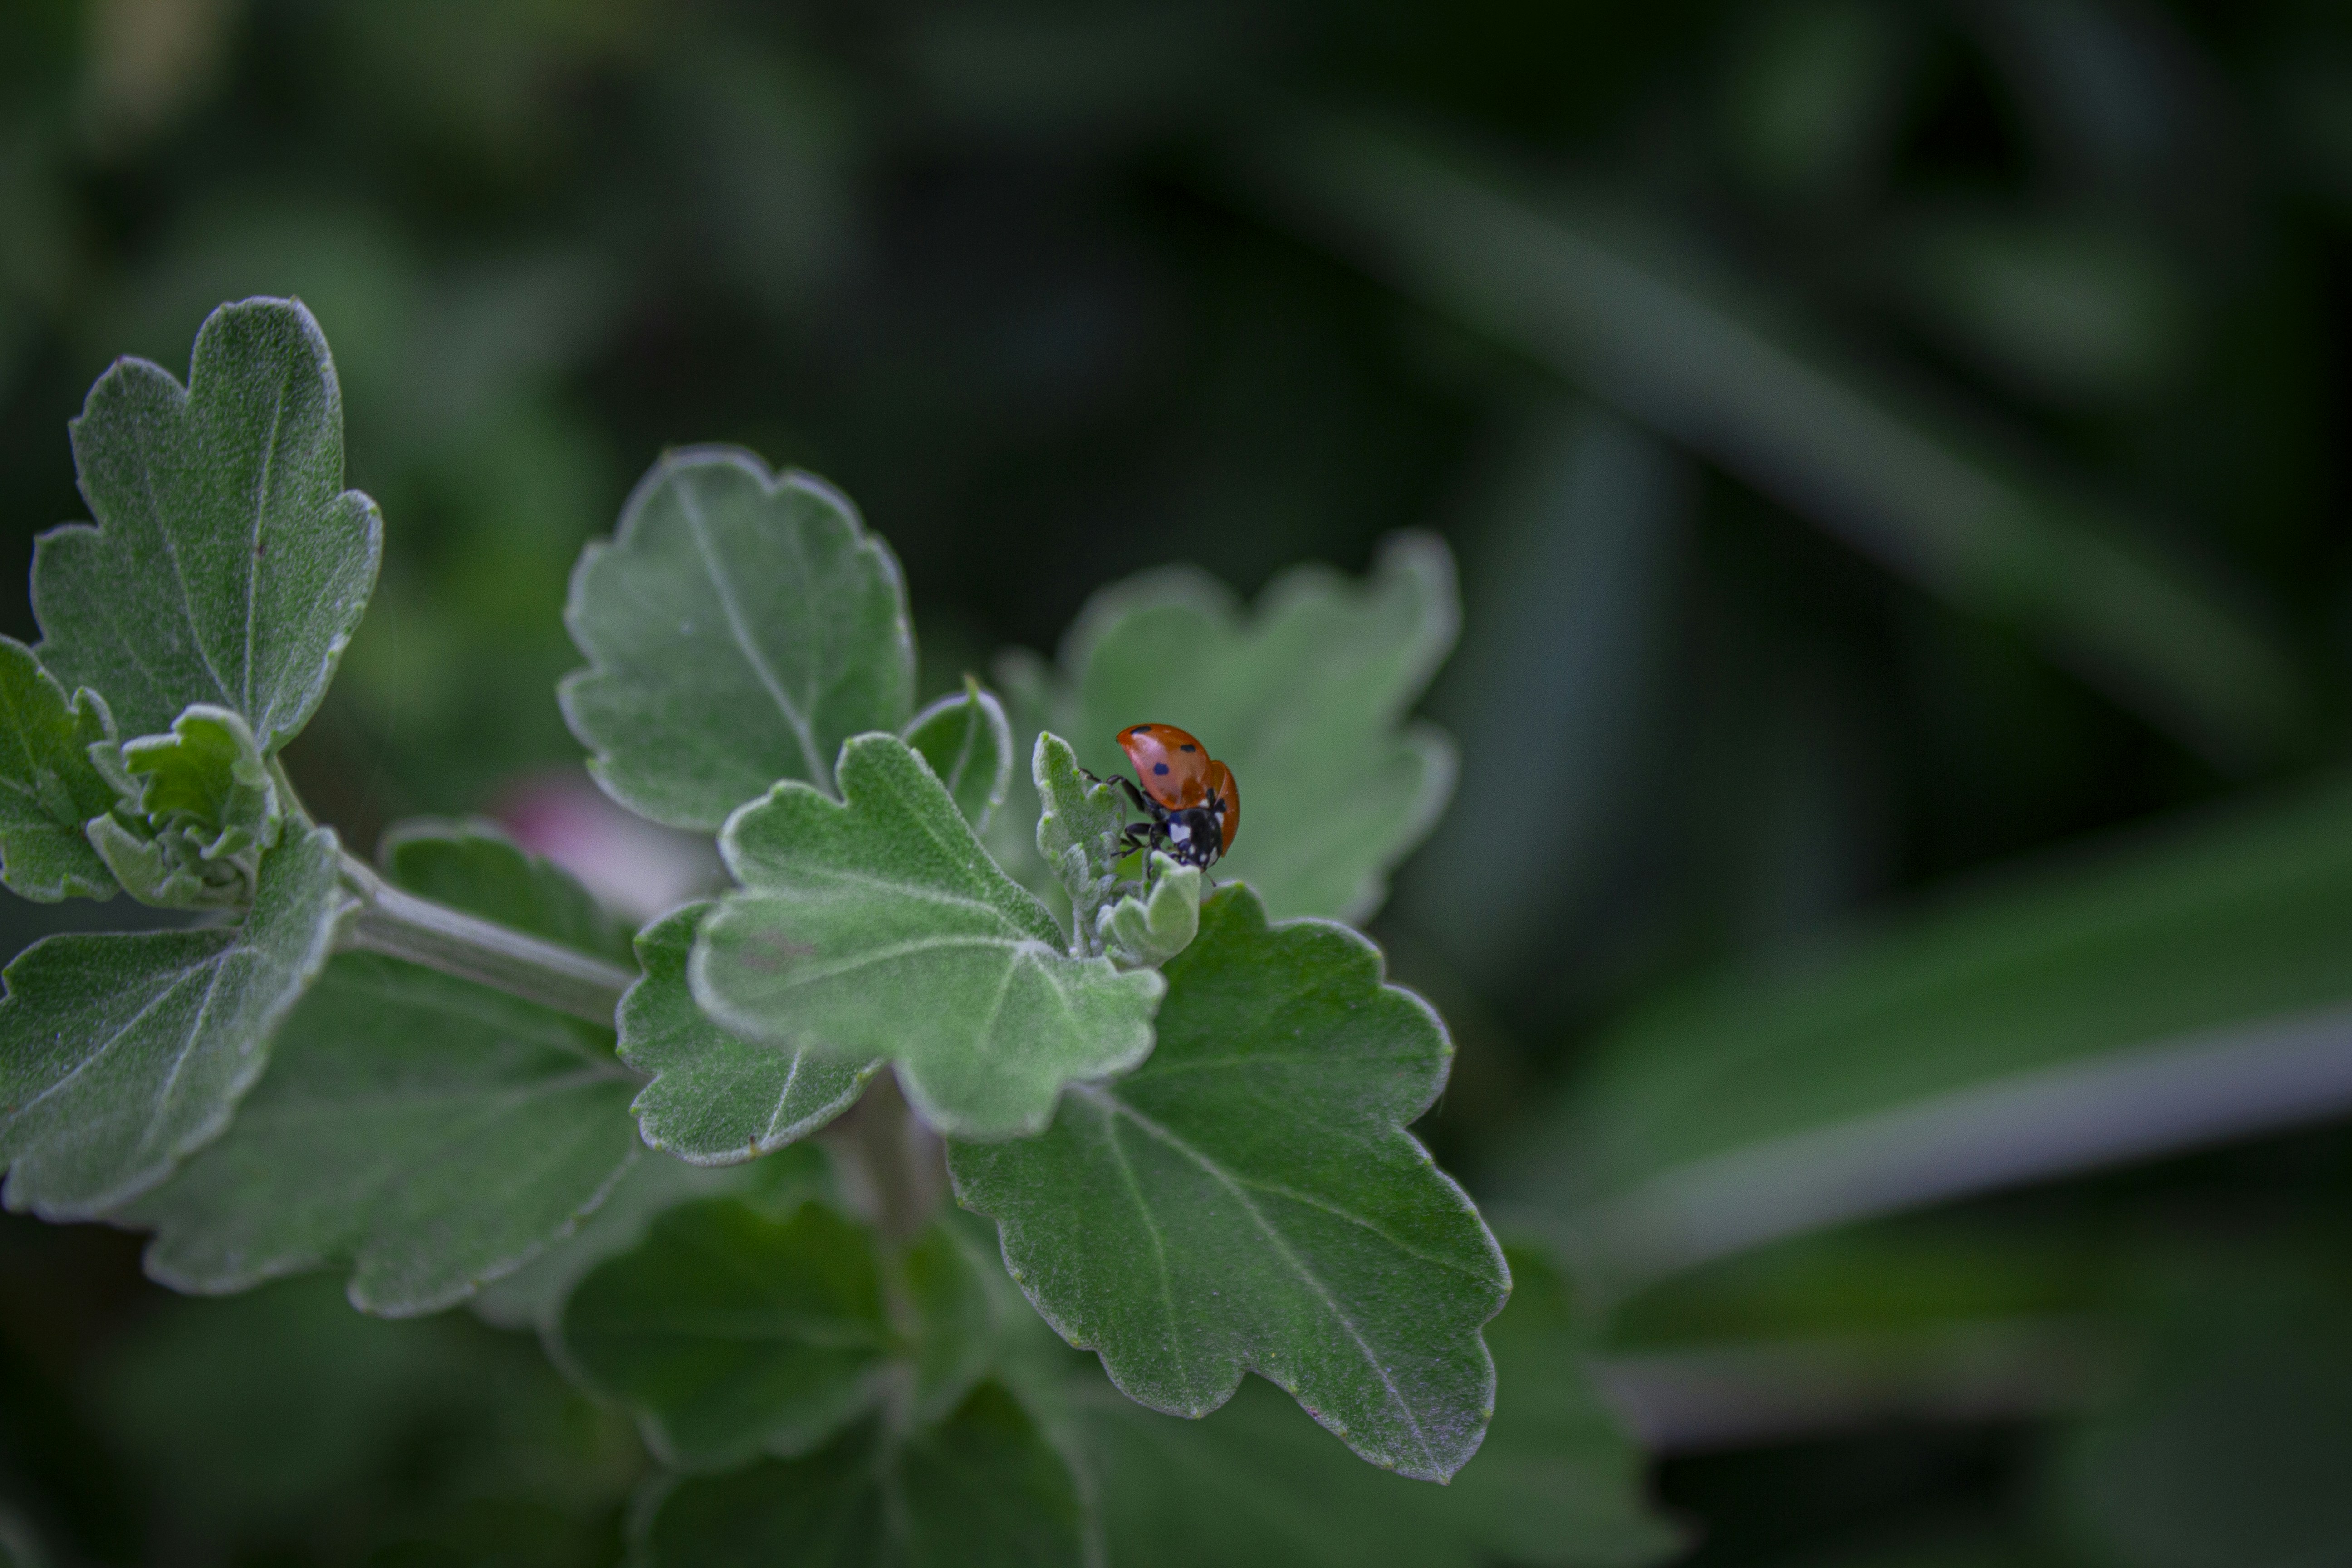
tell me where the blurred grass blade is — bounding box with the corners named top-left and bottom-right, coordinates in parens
top-left (1235, 114), bottom-right (2310, 769)
top-left (1501, 778), bottom-right (2352, 1289)
top-left (1567, 1001), bottom-right (2352, 1285)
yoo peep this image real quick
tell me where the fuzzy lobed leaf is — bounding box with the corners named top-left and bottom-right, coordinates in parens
top-left (1068, 1247), bottom-right (1680, 1567)
top-left (903, 681), bottom-right (1014, 833)
top-left (696, 734), bottom-right (1164, 1139)
top-left (0, 825), bottom-right (351, 1218)
top-left (121, 822), bottom-right (642, 1314)
top-left (0, 634), bottom-right (119, 902)
top-left (635, 1383), bottom-right (1086, 1568)
top-left (949, 885), bottom-right (1509, 1482)
top-left (621, 902), bottom-right (876, 1165)
top-left (561, 447), bottom-right (914, 830)
top-left (1043, 533), bottom-right (1458, 924)
top-left (34, 297), bottom-right (382, 754)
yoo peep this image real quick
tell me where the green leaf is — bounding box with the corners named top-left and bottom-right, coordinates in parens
top-left (635, 1382), bottom-right (1086, 1568)
top-left (34, 297), bottom-right (383, 754)
top-left (559, 1196), bottom-right (1015, 1473)
top-left (471, 1142), bottom-right (833, 1334)
top-left (696, 734), bottom-right (1163, 1139)
top-left (621, 902), bottom-right (876, 1165)
top-left (949, 886), bottom-right (1509, 1483)
top-left (1032, 730), bottom-right (1133, 955)
top-left (88, 704), bottom-right (283, 909)
top-left (559, 1197), bottom-right (895, 1469)
top-left (560, 448), bottom-right (914, 830)
top-left (1100, 856), bottom-right (1202, 971)
top-left (903, 679), bottom-right (1013, 833)
top-left (1071, 1249), bottom-right (1680, 1568)
top-left (380, 817), bottom-right (633, 965)
top-left (0, 824), bottom-right (350, 1218)
top-left (0, 634), bottom-right (120, 901)
top-left (121, 823), bottom-right (642, 1313)
top-left (1503, 776), bottom-right (2352, 1288)
top-left (1040, 533), bottom-right (1458, 923)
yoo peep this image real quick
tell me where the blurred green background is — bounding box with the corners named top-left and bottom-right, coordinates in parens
top-left (6, 0), bottom-right (2352, 1563)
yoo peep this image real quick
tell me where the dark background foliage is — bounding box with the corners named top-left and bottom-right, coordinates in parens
top-left (3, 0), bottom-right (2350, 1563)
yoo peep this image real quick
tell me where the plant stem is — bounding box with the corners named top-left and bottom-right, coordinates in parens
top-left (823, 1072), bottom-right (945, 1241)
top-left (336, 853), bottom-right (636, 1025)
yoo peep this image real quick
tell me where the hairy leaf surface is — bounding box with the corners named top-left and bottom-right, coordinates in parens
top-left (0, 635), bottom-right (119, 901)
top-left (904, 681), bottom-right (1013, 833)
top-left (1073, 1250), bottom-right (1678, 1567)
top-left (88, 704), bottom-right (282, 910)
top-left (696, 735), bottom-right (1162, 1139)
top-left (950, 887), bottom-right (1508, 1482)
top-left (561, 448), bottom-right (913, 829)
top-left (0, 825), bottom-right (348, 1218)
top-left (35, 298), bottom-right (382, 753)
top-left (1038, 534), bottom-right (1458, 923)
top-left (636, 1383), bottom-right (1085, 1568)
top-left (622, 903), bottom-right (875, 1165)
top-left (123, 823), bottom-right (641, 1314)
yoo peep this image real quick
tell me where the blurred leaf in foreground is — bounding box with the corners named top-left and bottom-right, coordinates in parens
top-left (635, 1383), bottom-right (1084, 1568)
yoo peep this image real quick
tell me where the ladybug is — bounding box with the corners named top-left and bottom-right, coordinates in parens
top-left (1088, 722), bottom-right (1240, 871)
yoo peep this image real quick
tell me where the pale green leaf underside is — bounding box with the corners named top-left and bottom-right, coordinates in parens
top-left (0, 634), bottom-right (119, 901)
top-left (560, 1197), bottom-right (894, 1469)
top-left (122, 823), bottom-right (643, 1315)
top-left (950, 887), bottom-right (1508, 1483)
top-left (621, 903), bottom-right (876, 1165)
top-left (35, 297), bottom-right (382, 754)
top-left (698, 735), bottom-right (1163, 1140)
top-left (1048, 533), bottom-right (1459, 924)
top-left (0, 825), bottom-right (350, 1218)
top-left (561, 446), bottom-right (914, 830)
top-left (904, 682), bottom-right (1014, 834)
top-left (636, 1383), bottom-right (1085, 1568)
top-left (1074, 1250), bottom-right (1678, 1568)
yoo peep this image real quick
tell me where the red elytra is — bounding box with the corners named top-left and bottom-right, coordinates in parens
top-left (1109, 722), bottom-right (1240, 865)
top-left (1116, 722), bottom-right (1215, 810)
top-left (1203, 757), bottom-right (1240, 856)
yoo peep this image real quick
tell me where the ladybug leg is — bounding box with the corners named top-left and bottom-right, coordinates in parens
top-left (1082, 768), bottom-right (1156, 818)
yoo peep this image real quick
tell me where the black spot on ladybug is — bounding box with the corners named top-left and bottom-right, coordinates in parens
top-left (1153, 762), bottom-right (1170, 774)
top-left (1181, 743), bottom-right (1196, 752)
